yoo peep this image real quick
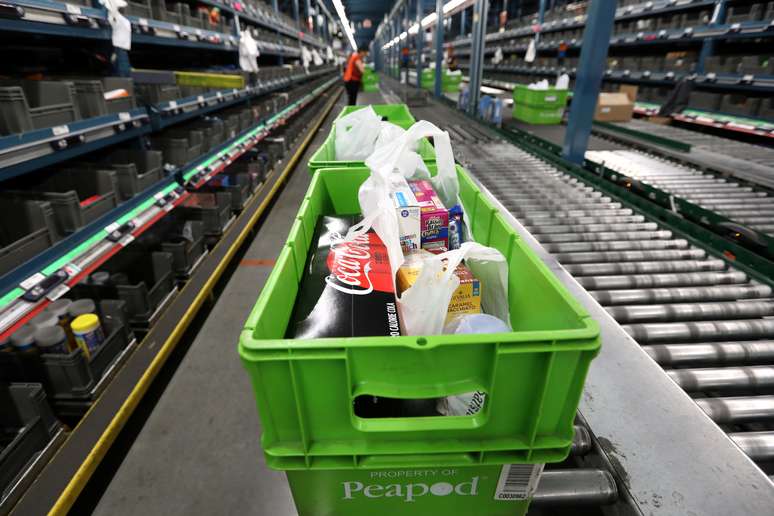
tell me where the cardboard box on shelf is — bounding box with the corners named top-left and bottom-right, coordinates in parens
top-left (594, 92), bottom-right (634, 122)
top-left (618, 84), bottom-right (638, 103)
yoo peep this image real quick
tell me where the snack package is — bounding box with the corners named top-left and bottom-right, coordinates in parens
top-left (409, 179), bottom-right (449, 252)
top-left (287, 216), bottom-right (402, 339)
top-left (389, 176), bottom-right (420, 253)
top-left (396, 250), bottom-right (482, 325)
top-left (448, 204), bottom-right (465, 250)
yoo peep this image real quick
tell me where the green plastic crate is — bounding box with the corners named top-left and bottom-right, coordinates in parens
top-left (512, 85), bottom-right (568, 109)
top-left (336, 104), bottom-right (415, 124)
top-left (363, 81), bottom-right (379, 92)
top-left (512, 104), bottom-right (565, 125)
top-left (307, 104), bottom-right (434, 174)
top-left (286, 463), bottom-right (537, 515)
top-left (239, 166), bottom-right (601, 471)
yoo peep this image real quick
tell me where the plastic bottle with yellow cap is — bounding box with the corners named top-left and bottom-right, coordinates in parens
top-left (70, 313), bottom-right (105, 359)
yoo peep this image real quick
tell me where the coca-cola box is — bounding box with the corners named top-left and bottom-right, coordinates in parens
top-left (288, 216), bottom-right (402, 339)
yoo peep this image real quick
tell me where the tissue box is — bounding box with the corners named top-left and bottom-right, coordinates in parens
top-left (409, 179), bottom-right (449, 252)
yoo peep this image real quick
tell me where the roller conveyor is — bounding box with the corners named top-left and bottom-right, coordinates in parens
top-left (446, 132), bottom-right (774, 478)
top-left (587, 150), bottom-right (774, 236)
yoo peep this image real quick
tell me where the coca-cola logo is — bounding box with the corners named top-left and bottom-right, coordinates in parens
top-left (325, 232), bottom-right (393, 295)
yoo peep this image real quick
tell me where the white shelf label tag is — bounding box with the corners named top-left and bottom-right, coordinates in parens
top-left (20, 273), bottom-right (46, 291)
top-left (46, 284), bottom-right (70, 301)
top-left (52, 125), bottom-right (69, 136)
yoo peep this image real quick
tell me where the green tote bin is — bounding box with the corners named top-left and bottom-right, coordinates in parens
top-left (512, 104), bottom-right (565, 125)
top-left (512, 85), bottom-right (569, 108)
top-left (239, 166), bottom-right (600, 515)
top-left (307, 104), bottom-right (435, 174)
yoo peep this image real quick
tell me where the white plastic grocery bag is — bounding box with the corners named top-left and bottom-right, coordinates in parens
top-left (398, 242), bottom-right (510, 336)
top-left (366, 120), bottom-right (458, 208)
top-left (334, 106), bottom-right (383, 160)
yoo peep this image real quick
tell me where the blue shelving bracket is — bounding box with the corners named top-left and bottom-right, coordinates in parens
top-left (416, 0), bottom-right (423, 90)
top-left (697, 0), bottom-right (728, 74)
top-left (562, 0), bottom-right (616, 164)
top-left (467, 0), bottom-right (488, 115)
top-left (434, 0), bottom-right (444, 97)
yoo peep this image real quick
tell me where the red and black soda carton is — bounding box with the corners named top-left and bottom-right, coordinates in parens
top-left (287, 216), bottom-right (402, 339)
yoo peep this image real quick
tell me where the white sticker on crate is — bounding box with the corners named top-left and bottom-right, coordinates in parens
top-left (493, 464), bottom-right (544, 501)
top-left (51, 125), bottom-right (69, 136)
top-left (20, 273), bottom-right (46, 291)
top-left (65, 3), bottom-right (82, 14)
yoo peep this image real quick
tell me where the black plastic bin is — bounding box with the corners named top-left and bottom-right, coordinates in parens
top-left (72, 77), bottom-right (136, 118)
top-left (0, 384), bottom-right (60, 508)
top-left (0, 80), bottom-right (81, 136)
top-left (0, 199), bottom-right (61, 278)
top-left (130, 211), bottom-right (206, 278)
top-left (192, 117), bottom-right (226, 153)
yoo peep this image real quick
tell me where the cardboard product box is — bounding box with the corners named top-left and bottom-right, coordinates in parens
top-left (594, 92), bottom-right (634, 122)
top-left (397, 252), bottom-right (482, 324)
top-left (408, 179), bottom-right (449, 252)
top-left (389, 176), bottom-right (421, 253)
top-left (618, 84), bottom-right (638, 103)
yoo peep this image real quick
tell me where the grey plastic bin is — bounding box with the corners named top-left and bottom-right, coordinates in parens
top-left (72, 77), bottom-right (136, 118)
top-left (177, 192), bottom-right (232, 238)
top-left (719, 94), bottom-right (761, 118)
top-left (201, 171), bottom-right (251, 210)
top-left (0, 81), bottom-right (80, 136)
top-left (0, 199), bottom-right (61, 278)
top-left (89, 249), bottom-right (176, 325)
top-left (6, 168), bottom-right (119, 235)
top-left (84, 148), bottom-right (164, 200)
top-left (690, 91), bottom-right (722, 112)
top-left (0, 384), bottom-right (60, 502)
top-left (135, 83), bottom-right (181, 105)
top-left (192, 117), bottom-right (226, 152)
top-left (150, 128), bottom-right (203, 167)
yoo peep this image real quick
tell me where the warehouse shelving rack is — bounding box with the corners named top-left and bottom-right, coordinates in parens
top-left (0, 0), bottom-right (342, 510)
top-left (401, 0), bottom-right (774, 137)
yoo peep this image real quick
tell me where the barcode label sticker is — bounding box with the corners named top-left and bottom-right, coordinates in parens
top-left (65, 3), bottom-right (81, 14)
top-left (104, 222), bottom-right (120, 234)
top-left (0, 303), bottom-right (33, 334)
top-left (20, 273), bottom-right (46, 291)
top-left (197, 95), bottom-right (205, 103)
top-left (169, 100), bottom-right (177, 109)
top-left (138, 17), bottom-right (148, 26)
top-left (118, 112), bottom-right (131, 121)
top-left (494, 464), bottom-right (544, 501)
top-left (52, 125), bottom-right (69, 136)
top-left (46, 284), bottom-right (70, 302)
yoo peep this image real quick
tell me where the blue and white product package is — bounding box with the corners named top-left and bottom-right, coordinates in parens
top-left (389, 175), bottom-right (421, 253)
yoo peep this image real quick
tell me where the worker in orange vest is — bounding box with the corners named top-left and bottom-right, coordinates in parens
top-left (343, 45), bottom-right (369, 105)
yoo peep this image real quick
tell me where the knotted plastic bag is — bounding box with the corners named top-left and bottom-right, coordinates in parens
top-left (334, 106), bottom-right (383, 160)
top-left (398, 242), bottom-right (510, 336)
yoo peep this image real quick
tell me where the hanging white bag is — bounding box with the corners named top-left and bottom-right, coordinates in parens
top-left (333, 106), bottom-right (383, 160)
top-left (525, 37), bottom-right (537, 63)
top-left (397, 242), bottom-right (510, 336)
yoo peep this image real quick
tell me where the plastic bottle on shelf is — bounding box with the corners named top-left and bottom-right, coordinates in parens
top-left (71, 314), bottom-right (105, 359)
top-left (10, 325), bottom-right (37, 354)
top-left (45, 298), bottom-right (75, 350)
top-left (34, 325), bottom-right (70, 355)
top-left (29, 311), bottom-right (60, 331)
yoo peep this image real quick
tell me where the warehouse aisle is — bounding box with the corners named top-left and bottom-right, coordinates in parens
top-left (91, 92), bottom-right (359, 515)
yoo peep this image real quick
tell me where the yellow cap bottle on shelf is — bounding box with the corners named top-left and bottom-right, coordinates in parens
top-left (70, 313), bottom-right (105, 360)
